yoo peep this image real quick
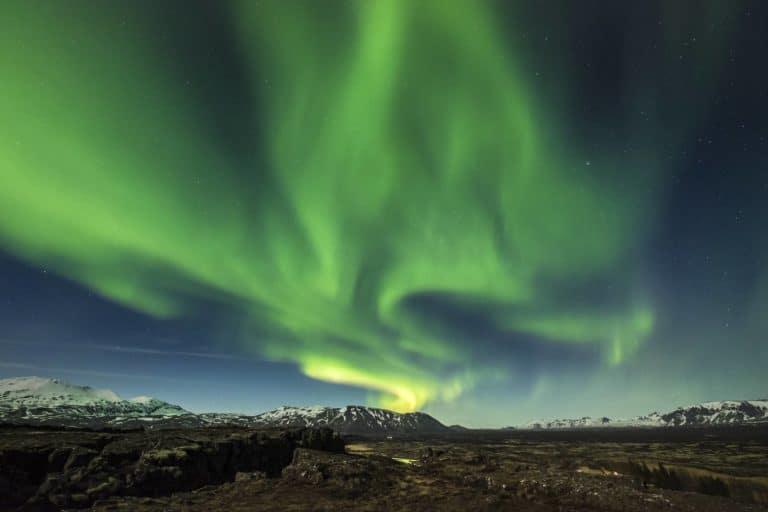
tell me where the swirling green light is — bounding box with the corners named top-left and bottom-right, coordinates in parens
top-left (0, 0), bottom-right (653, 411)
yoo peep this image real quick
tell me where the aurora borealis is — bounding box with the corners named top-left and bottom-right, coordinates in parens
top-left (1, 1), bottom-right (766, 425)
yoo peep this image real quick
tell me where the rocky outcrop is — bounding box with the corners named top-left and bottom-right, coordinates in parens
top-left (282, 448), bottom-right (400, 494)
top-left (0, 426), bottom-right (343, 510)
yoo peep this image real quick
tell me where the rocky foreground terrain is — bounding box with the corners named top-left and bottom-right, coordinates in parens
top-left (0, 425), bottom-right (344, 511)
top-left (3, 425), bottom-right (768, 511)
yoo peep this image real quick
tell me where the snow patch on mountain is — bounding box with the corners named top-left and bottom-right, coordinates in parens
top-left (129, 396), bottom-right (155, 404)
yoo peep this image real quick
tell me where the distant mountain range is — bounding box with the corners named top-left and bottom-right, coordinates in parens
top-left (2, 376), bottom-right (766, 433)
top-left (0, 377), bottom-right (449, 434)
top-left (523, 400), bottom-right (768, 429)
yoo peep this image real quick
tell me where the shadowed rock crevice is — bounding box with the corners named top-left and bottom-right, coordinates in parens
top-left (0, 427), bottom-right (343, 510)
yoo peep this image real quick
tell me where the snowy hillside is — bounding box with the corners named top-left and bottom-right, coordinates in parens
top-left (0, 376), bottom-right (122, 405)
top-left (0, 376), bottom-right (189, 427)
top-left (658, 400), bottom-right (768, 426)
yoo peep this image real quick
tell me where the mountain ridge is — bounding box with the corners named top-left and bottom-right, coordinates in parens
top-left (523, 399), bottom-right (768, 429)
top-left (0, 377), bottom-right (448, 434)
top-left (2, 376), bottom-right (767, 432)
top-left (251, 404), bottom-right (449, 434)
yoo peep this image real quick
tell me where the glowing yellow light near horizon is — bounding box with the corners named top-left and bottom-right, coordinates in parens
top-left (301, 358), bottom-right (425, 412)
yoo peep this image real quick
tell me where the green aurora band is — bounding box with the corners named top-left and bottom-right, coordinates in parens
top-left (0, 1), bottom-right (665, 411)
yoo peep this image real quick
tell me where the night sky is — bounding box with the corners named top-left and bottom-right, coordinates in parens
top-left (1, 1), bottom-right (766, 427)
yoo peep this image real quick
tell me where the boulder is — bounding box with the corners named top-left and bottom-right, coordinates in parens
top-left (282, 448), bottom-right (399, 493)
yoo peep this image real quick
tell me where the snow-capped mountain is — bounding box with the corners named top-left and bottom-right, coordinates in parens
top-left (523, 400), bottom-right (768, 429)
top-left (253, 406), bottom-right (340, 427)
top-left (0, 376), bottom-right (122, 405)
top-left (0, 376), bottom-right (189, 428)
top-left (657, 400), bottom-right (768, 426)
top-left (251, 405), bottom-right (449, 435)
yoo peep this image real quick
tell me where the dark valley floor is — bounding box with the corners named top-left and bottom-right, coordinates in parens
top-left (2, 425), bottom-right (768, 512)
